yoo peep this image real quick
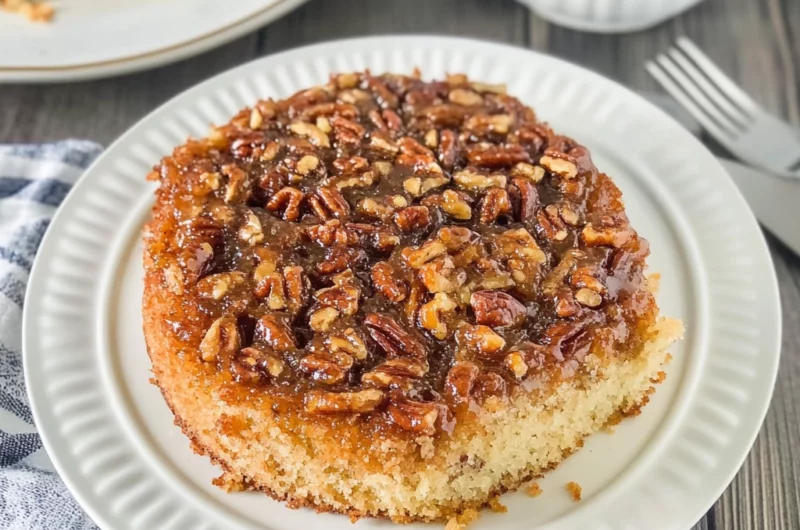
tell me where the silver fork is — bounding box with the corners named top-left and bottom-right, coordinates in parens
top-left (646, 36), bottom-right (800, 180)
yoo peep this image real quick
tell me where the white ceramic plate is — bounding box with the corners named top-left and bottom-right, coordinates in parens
top-left (0, 0), bottom-right (308, 83)
top-left (23, 36), bottom-right (781, 530)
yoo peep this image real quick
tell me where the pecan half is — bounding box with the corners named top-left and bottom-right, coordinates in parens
top-left (362, 358), bottom-right (428, 390)
top-left (466, 143), bottom-right (530, 168)
top-left (537, 205), bottom-right (569, 242)
top-left (306, 220), bottom-right (358, 247)
top-left (394, 205), bottom-right (431, 233)
top-left (364, 313), bottom-right (426, 359)
top-left (445, 361), bottom-right (480, 403)
top-left (510, 177), bottom-right (539, 222)
top-left (197, 272), bottom-right (246, 300)
top-left (314, 271), bottom-right (361, 316)
top-left (470, 291), bottom-right (526, 328)
top-left (331, 116), bottom-right (366, 146)
top-left (305, 389), bottom-right (386, 414)
top-left (371, 261), bottom-right (408, 302)
top-left (418, 293), bottom-right (458, 339)
top-left (255, 314), bottom-right (296, 354)
top-left (199, 316), bottom-right (240, 362)
top-left (317, 246), bottom-right (367, 275)
top-left (479, 188), bottom-right (512, 224)
top-left (311, 187), bottom-right (351, 220)
top-left (266, 187), bottom-right (305, 221)
top-left (387, 396), bottom-right (441, 435)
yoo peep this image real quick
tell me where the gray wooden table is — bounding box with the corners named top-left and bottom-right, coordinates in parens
top-left (2, 0), bottom-right (798, 528)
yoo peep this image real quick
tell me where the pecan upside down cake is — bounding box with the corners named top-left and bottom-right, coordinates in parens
top-left (142, 71), bottom-right (683, 523)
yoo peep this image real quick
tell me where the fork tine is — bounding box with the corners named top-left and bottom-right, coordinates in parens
top-left (646, 60), bottom-right (738, 144)
top-left (676, 37), bottom-right (760, 115)
top-left (652, 54), bottom-right (740, 136)
top-left (667, 48), bottom-right (751, 128)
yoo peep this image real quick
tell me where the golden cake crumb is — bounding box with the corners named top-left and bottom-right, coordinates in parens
top-left (526, 482), bottom-right (543, 497)
top-left (566, 482), bottom-right (582, 501)
top-left (488, 496), bottom-right (507, 513)
top-left (1, 0), bottom-right (53, 22)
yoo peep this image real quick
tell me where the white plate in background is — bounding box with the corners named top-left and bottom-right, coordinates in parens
top-left (23, 36), bottom-right (780, 529)
top-left (0, 0), bottom-right (307, 83)
top-left (517, 0), bottom-right (704, 33)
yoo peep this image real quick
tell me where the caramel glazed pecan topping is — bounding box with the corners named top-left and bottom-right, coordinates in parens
top-left (152, 71), bottom-right (652, 436)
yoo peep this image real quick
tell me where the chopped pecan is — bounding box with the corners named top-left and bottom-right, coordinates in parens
top-left (199, 316), bottom-right (240, 362)
top-left (510, 177), bottom-right (539, 222)
top-left (299, 353), bottom-right (350, 384)
top-left (575, 288), bottom-right (602, 307)
top-left (570, 265), bottom-right (606, 294)
top-left (449, 89), bottom-right (484, 106)
top-left (438, 129), bottom-right (460, 169)
top-left (197, 272), bottom-right (246, 300)
top-left (458, 323), bottom-right (506, 359)
top-left (232, 346), bottom-right (285, 383)
top-left (331, 116), bottom-right (366, 146)
top-left (394, 205), bottom-right (431, 233)
top-left (418, 293), bottom-right (458, 339)
top-left (581, 222), bottom-right (632, 247)
top-left (473, 372), bottom-right (507, 402)
top-left (288, 121), bottom-right (330, 148)
top-left (164, 264), bottom-right (184, 294)
top-left (494, 228), bottom-right (546, 263)
top-left (424, 129), bottom-right (438, 148)
top-left (239, 210), bottom-right (264, 246)
top-left (453, 169), bottom-right (506, 189)
top-left (511, 162), bottom-right (544, 182)
top-left (504, 342), bottom-right (547, 379)
top-left (419, 257), bottom-right (466, 293)
top-left (464, 114), bottom-right (514, 136)
top-left (314, 271), bottom-right (361, 316)
top-left (311, 187), bottom-right (351, 220)
top-left (255, 271), bottom-right (286, 310)
top-left (282, 266), bottom-right (308, 315)
top-left (333, 155), bottom-right (369, 175)
top-left (329, 328), bottom-right (368, 361)
top-left (537, 205), bottom-right (569, 242)
top-left (306, 220), bottom-right (358, 247)
top-left (387, 396), bottom-right (441, 435)
top-left (466, 143), bottom-right (530, 168)
top-left (266, 187), bottom-right (305, 221)
top-left (255, 314), bottom-right (296, 354)
top-left (479, 188), bottom-right (512, 224)
top-left (369, 131), bottom-right (400, 155)
top-left (364, 313), bottom-right (426, 359)
top-left (382, 109), bottom-right (404, 131)
top-left (470, 291), bottom-right (526, 328)
top-left (371, 262), bottom-right (408, 302)
top-left (295, 155), bottom-right (319, 176)
top-left (362, 358), bottom-right (428, 390)
top-left (403, 240), bottom-right (447, 269)
top-left (366, 76), bottom-right (400, 108)
top-left (396, 137), bottom-right (442, 175)
top-left (222, 164), bottom-right (251, 204)
top-left (317, 246), bottom-right (367, 275)
top-left (540, 155), bottom-right (577, 179)
top-left (554, 291), bottom-right (581, 318)
top-left (309, 307), bottom-right (340, 332)
top-left (440, 190), bottom-right (473, 220)
top-left (305, 389), bottom-right (386, 414)
top-left (445, 361), bottom-right (480, 403)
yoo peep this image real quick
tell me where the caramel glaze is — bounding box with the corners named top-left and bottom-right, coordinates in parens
top-left (143, 72), bottom-right (657, 447)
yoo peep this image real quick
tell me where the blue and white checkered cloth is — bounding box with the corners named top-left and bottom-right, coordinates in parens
top-left (0, 141), bottom-right (103, 530)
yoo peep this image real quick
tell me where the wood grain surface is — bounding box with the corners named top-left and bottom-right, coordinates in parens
top-left (1, 0), bottom-right (798, 528)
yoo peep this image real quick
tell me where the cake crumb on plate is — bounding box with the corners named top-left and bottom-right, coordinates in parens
top-left (566, 481), bottom-right (582, 501)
